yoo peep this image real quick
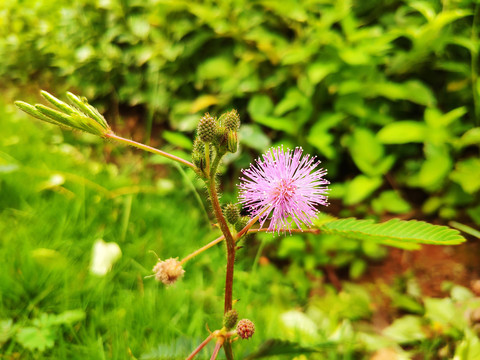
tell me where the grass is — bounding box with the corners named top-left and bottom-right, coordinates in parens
top-left (0, 100), bottom-right (311, 359)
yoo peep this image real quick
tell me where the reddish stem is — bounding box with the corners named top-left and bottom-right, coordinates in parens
top-left (186, 334), bottom-right (213, 360)
top-left (210, 341), bottom-right (223, 360)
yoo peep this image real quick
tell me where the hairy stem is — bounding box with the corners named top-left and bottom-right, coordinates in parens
top-left (186, 334), bottom-right (213, 360)
top-left (207, 177), bottom-right (236, 313)
top-left (105, 132), bottom-right (196, 170)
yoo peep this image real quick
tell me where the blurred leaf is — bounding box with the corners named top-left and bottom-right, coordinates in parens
top-left (245, 339), bottom-right (324, 359)
top-left (253, 115), bottom-right (298, 135)
top-left (458, 128), bottom-right (480, 148)
top-left (307, 62), bottom-right (339, 84)
top-left (344, 175), bottom-right (382, 205)
top-left (190, 95), bottom-right (219, 113)
top-left (0, 319), bottom-right (16, 346)
top-left (450, 158), bottom-right (480, 194)
top-left (162, 131), bottom-right (192, 150)
top-left (16, 326), bottom-right (56, 352)
top-left (383, 316), bottom-right (427, 343)
top-left (424, 297), bottom-right (466, 330)
top-left (196, 55), bottom-right (234, 80)
top-left (239, 124), bottom-right (271, 151)
top-left (248, 95), bottom-right (274, 119)
top-left (31, 248), bottom-right (67, 269)
top-left (349, 259), bottom-right (366, 279)
top-left (50, 309), bottom-right (85, 326)
top-left (377, 121), bottom-right (427, 144)
top-left (347, 128), bottom-right (394, 176)
top-left (454, 330), bottom-right (480, 360)
top-left (372, 190), bottom-right (411, 214)
top-left (281, 310), bottom-right (319, 340)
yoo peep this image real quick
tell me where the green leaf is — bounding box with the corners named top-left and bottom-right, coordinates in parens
top-left (450, 158), bottom-right (480, 194)
top-left (344, 175), bottom-right (382, 205)
top-left (383, 316), bottom-right (427, 343)
top-left (347, 128), bottom-right (394, 176)
top-left (458, 128), bottom-right (480, 148)
top-left (162, 131), bottom-right (192, 150)
top-left (248, 95), bottom-right (274, 119)
top-left (454, 330), bottom-right (480, 360)
top-left (244, 339), bottom-right (327, 359)
top-left (253, 115), bottom-right (297, 135)
top-left (239, 124), bottom-right (271, 151)
top-left (318, 218), bottom-right (466, 246)
top-left (377, 121), bottom-right (427, 144)
top-left (372, 190), bottom-right (411, 214)
top-left (16, 326), bottom-right (56, 352)
top-left (424, 297), bottom-right (466, 330)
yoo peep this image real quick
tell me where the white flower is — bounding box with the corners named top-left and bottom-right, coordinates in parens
top-left (90, 239), bottom-right (122, 276)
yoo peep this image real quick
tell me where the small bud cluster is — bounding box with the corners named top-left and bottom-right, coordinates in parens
top-left (152, 258), bottom-right (185, 285)
top-left (193, 110), bottom-right (241, 176)
top-left (15, 91), bottom-right (111, 137)
top-left (236, 319), bottom-right (255, 339)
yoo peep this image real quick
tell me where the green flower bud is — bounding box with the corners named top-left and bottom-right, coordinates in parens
top-left (224, 203), bottom-right (240, 224)
top-left (197, 113), bottom-right (216, 143)
top-left (192, 138), bottom-right (211, 178)
top-left (219, 109), bottom-right (240, 131)
top-left (227, 130), bottom-right (238, 153)
top-left (223, 309), bottom-right (239, 330)
top-left (235, 216), bottom-right (249, 233)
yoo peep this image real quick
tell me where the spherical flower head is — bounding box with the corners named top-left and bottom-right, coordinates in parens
top-left (238, 146), bottom-right (329, 234)
top-left (152, 258), bottom-right (185, 285)
top-left (236, 319), bottom-right (255, 339)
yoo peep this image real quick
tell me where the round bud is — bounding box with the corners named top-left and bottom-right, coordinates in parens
top-left (223, 309), bottom-right (239, 330)
top-left (197, 113), bottom-right (216, 143)
top-left (220, 110), bottom-right (240, 131)
top-left (224, 204), bottom-right (240, 225)
top-left (236, 319), bottom-right (255, 339)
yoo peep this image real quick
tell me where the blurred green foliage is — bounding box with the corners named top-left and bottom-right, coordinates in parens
top-left (1, 0), bottom-right (479, 223)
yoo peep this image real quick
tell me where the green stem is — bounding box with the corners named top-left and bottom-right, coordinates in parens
top-left (105, 132), bottom-right (196, 170)
top-left (223, 342), bottom-right (234, 360)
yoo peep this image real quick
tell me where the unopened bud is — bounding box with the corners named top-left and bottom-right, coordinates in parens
top-left (152, 258), bottom-right (185, 285)
top-left (223, 309), bottom-right (239, 330)
top-left (219, 110), bottom-right (240, 131)
top-left (224, 203), bottom-right (240, 225)
top-left (236, 319), bottom-right (255, 339)
top-left (235, 216), bottom-right (249, 233)
top-left (197, 113), bottom-right (216, 143)
top-left (227, 130), bottom-right (238, 153)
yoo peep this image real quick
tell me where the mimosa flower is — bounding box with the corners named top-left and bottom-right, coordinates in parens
top-left (238, 146), bottom-right (329, 233)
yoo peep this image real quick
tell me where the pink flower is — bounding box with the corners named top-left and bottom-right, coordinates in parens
top-left (238, 146), bottom-right (329, 233)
